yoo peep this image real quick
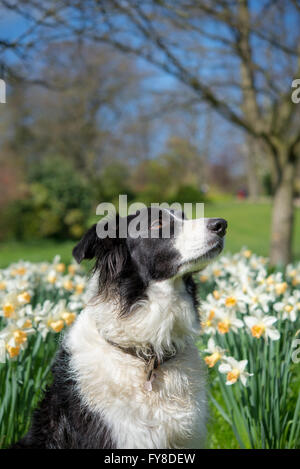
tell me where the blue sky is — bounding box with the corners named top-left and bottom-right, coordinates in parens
top-left (2, 2), bottom-right (284, 175)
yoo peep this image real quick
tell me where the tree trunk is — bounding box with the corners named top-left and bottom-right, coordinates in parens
top-left (270, 160), bottom-right (296, 265)
top-left (245, 137), bottom-right (261, 200)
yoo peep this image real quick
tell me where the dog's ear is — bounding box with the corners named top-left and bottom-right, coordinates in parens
top-left (72, 219), bottom-right (128, 283)
top-left (72, 224), bottom-right (100, 263)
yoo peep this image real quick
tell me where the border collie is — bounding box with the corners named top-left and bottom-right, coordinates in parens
top-left (12, 207), bottom-right (227, 449)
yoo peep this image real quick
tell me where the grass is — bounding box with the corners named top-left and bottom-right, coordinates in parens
top-left (1, 201), bottom-right (300, 268)
top-left (0, 240), bottom-right (74, 269)
top-left (204, 200), bottom-right (300, 259)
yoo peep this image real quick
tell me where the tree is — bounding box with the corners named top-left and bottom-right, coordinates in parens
top-left (1, 0), bottom-right (300, 263)
top-left (97, 0), bottom-right (300, 264)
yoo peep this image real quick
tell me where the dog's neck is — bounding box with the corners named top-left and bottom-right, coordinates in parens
top-left (85, 274), bottom-right (199, 359)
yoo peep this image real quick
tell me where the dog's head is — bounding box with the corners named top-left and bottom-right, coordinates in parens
top-left (73, 207), bottom-right (227, 314)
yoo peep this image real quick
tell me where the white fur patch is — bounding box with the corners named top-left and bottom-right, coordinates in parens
top-left (175, 218), bottom-right (223, 274)
top-left (65, 277), bottom-right (207, 449)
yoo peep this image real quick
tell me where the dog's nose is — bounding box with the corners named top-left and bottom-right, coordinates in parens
top-left (207, 218), bottom-right (227, 237)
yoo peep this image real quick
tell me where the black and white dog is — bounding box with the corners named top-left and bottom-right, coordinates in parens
top-left (13, 207), bottom-right (227, 449)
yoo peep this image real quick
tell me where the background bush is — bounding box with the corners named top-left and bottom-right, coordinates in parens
top-left (2, 157), bottom-right (93, 241)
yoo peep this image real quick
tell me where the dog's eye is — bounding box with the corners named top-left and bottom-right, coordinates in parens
top-left (150, 221), bottom-right (162, 230)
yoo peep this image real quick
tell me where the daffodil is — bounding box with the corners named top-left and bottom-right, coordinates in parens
top-left (218, 288), bottom-right (247, 313)
top-left (216, 309), bottom-right (244, 335)
top-left (244, 314), bottom-right (280, 341)
top-left (201, 308), bottom-right (218, 335)
top-left (17, 291), bottom-right (31, 304)
top-left (219, 357), bottom-right (253, 386)
top-left (273, 290), bottom-right (300, 322)
top-left (241, 284), bottom-right (274, 314)
top-left (0, 322), bottom-right (35, 357)
top-left (204, 338), bottom-right (226, 368)
top-left (1, 292), bottom-right (20, 318)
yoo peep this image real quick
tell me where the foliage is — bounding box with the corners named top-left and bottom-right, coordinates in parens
top-left (168, 185), bottom-right (206, 204)
top-left (3, 157), bottom-right (93, 241)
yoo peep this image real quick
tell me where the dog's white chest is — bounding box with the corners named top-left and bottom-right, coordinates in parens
top-left (66, 291), bottom-right (207, 449)
top-left (107, 351), bottom-right (207, 449)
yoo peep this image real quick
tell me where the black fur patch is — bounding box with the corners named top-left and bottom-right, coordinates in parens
top-left (183, 274), bottom-right (200, 324)
top-left (72, 209), bottom-right (181, 317)
top-left (11, 347), bottom-right (115, 449)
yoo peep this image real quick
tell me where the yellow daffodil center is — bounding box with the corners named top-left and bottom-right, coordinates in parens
top-left (225, 296), bottom-right (237, 307)
top-left (251, 324), bottom-right (266, 339)
top-left (284, 305), bottom-right (293, 313)
top-left (227, 369), bottom-right (240, 384)
top-left (47, 274), bottom-right (57, 284)
top-left (266, 276), bottom-right (275, 285)
top-left (61, 312), bottom-right (76, 326)
top-left (56, 263), bottom-right (66, 273)
top-left (199, 275), bottom-right (208, 282)
top-left (13, 330), bottom-right (27, 345)
top-left (63, 280), bottom-right (74, 291)
top-left (208, 310), bottom-right (215, 320)
top-left (23, 319), bottom-right (32, 329)
top-left (243, 250), bottom-right (252, 258)
top-left (0, 282), bottom-right (6, 290)
top-left (75, 284), bottom-right (84, 294)
top-left (275, 282), bottom-right (288, 295)
top-left (68, 265), bottom-right (77, 275)
top-left (213, 290), bottom-right (220, 300)
top-left (213, 269), bottom-right (221, 277)
top-left (6, 345), bottom-right (20, 358)
top-left (292, 278), bottom-right (299, 286)
top-left (15, 267), bottom-right (26, 275)
top-left (3, 303), bottom-right (15, 318)
top-left (204, 310), bottom-right (215, 328)
top-left (205, 352), bottom-right (221, 368)
top-left (48, 319), bottom-right (64, 333)
top-left (218, 319), bottom-right (230, 334)
top-left (17, 291), bottom-right (31, 304)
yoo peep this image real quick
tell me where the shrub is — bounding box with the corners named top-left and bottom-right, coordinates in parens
top-left (3, 157), bottom-right (93, 240)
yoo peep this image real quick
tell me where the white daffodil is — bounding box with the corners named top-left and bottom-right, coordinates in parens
top-left (0, 321), bottom-right (35, 358)
top-left (0, 292), bottom-right (21, 319)
top-left (241, 284), bottom-right (274, 314)
top-left (215, 308), bottom-right (244, 335)
top-left (201, 308), bottom-right (218, 335)
top-left (200, 294), bottom-right (221, 335)
top-left (204, 338), bottom-right (226, 368)
top-left (286, 264), bottom-right (300, 287)
top-left (219, 288), bottom-right (247, 314)
top-left (261, 272), bottom-right (289, 296)
top-left (34, 299), bottom-right (76, 338)
top-left (274, 291), bottom-right (300, 322)
top-left (244, 314), bottom-right (280, 341)
top-left (219, 357), bottom-right (253, 386)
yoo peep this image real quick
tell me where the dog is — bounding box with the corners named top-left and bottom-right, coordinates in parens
top-left (12, 207), bottom-right (227, 449)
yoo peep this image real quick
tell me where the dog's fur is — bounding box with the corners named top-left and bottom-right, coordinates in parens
top-left (12, 208), bottom-right (227, 449)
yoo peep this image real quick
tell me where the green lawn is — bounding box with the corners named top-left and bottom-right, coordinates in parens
top-left (0, 239), bottom-right (75, 268)
top-left (1, 201), bottom-right (300, 268)
top-left (204, 200), bottom-right (300, 259)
